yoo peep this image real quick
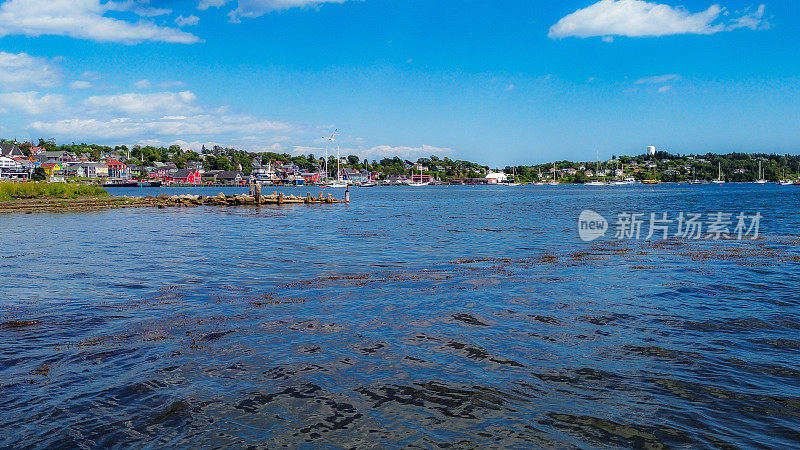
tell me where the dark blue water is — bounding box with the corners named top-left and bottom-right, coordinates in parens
top-left (2, 184), bottom-right (799, 447)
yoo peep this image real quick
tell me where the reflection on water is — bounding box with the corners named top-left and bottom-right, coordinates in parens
top-left (2, 184), bottom-right (800, 447)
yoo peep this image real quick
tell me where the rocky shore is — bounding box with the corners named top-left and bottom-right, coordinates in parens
top-left (0, 191), bottom-right (347, 214)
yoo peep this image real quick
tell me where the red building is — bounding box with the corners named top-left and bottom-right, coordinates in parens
top-left (164, 169), bottom-right (201, 184)
top-left (300, 172), bottom-right (321, 183)
top-left (104, 158), bottom-right (127, 178)
top-left (411, 174), bottom-right (434, 183)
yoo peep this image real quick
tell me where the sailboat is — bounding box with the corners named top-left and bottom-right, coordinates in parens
top-left (408, 164), bottom-right (429, 186)
top-left (585, 151), bottom-right (606, 186)
top-left (778, 169), bottom-right (793, 185)
top-left (324, 131), bottom-right (347, 188)
top-left (754, 160), bottom-right (767, 184)
top-left (548, 162), bottom-right (559, 185)
top-left (506, 166), bottom-right (521, 186)
top-left (712, 161), bottom-right (725, 184)
top-left (688, 165), bottom-right (703, 184)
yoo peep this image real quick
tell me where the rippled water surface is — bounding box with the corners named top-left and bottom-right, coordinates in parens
top-left (2, 184), bottom-right (800, 447)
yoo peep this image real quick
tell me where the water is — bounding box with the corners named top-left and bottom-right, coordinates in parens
top-left (2, 184), bottom-right (799, 447)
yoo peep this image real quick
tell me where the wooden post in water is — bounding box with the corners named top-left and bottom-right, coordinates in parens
top-left (255, 182), bottom-right (262, 205)
top-left (344, 186), bottom-right (350, 203)
top-left (249, 180), bottom-right (254, 196)
top-left (278, 192), bottom-right (284, 205)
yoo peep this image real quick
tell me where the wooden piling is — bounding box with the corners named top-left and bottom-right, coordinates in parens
top-left (255, 183), bottom-right (262, 205)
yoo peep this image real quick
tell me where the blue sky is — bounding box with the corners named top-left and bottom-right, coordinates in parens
top-left (0, 0), bottom-right (797, 165)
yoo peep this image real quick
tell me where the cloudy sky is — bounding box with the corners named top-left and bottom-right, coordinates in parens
top-left (0, 0), bottom-right (797, 165)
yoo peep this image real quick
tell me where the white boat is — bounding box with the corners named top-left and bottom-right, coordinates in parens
top-left (585, 151), bottom-right (606, 186)
top-left (712, 162), bottom-right (725, 184)
top-left (779, 180), bottom-right (793, 186)
top-left (754, 160), bottom-right (767, 184)
top-left (325, 180), bottom-right (348, 188)
top-left (548, 162), bottom-right (559, 185)
top-left (408, 164), bottom-right (428, 186)
top-left (688, 165), bottom-right (702, 184)
top-left (358, 181), bottom-right (377, 188)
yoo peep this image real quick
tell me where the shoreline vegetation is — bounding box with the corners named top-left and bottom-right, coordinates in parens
top-left (11, 138), bottom-right (800, 183)
top-left (0, 182), bottom-right (346, 214)
top-left (6, 139), bottom-right (800, 184)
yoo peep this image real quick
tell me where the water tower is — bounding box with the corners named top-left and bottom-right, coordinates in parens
top-left (647, 145), bottom-right (656, 156)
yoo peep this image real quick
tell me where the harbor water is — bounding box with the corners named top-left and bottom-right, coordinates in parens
top-left (2, 184), bottom-right (799, 447)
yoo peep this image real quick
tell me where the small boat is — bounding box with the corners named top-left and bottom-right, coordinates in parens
top-left (102, 180), bottom-right (138, 187)
top-left (325, 181), bottom-right (348, 188)
top-left (754, 160), bottom-right (767, 184)
top-left (688, 179), bottom-right (703, 185)
top-left (712, 162), bottom-right (725, 184)
top-left (642, 179), bottom-right (660, 185)
top-left (548, 162), bottom-right (560, 185)
top-left (359, 181), bottom-right (377, 188)
top-left (585, 152), bottom-right (607, 186)
top-left (779, 180), bottom-right (793, 186)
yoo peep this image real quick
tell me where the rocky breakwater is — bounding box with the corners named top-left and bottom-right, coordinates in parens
top-left (154, 191), bottom-right (347, 208)
top-left (0, 191), bottom-right (347, 214)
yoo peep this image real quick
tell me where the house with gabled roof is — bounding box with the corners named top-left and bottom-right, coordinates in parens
top-left (0, 143), bottom-right (24, 158)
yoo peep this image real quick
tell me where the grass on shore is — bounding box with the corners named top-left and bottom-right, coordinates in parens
top-left (0, 182), bottom-right (109, 202)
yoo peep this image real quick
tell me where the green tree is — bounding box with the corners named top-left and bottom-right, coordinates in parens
top-left (31, 167), bottom-right (47, 181)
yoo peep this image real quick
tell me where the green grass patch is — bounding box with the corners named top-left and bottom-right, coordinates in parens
top-left (0, 182), bottom-right (109, 201)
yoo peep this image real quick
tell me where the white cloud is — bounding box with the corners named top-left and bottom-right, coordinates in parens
top-left (70, 80), bottom-right (92, 89)
top-left (84, 91), bottom-right (200, 115)
top-left (229, 0), bottom-right (349, 22)
top-left (198, 0), bottom-right (230, 10)
top-left (175, 15), bottom-right (200, 26)
top-left (0, 52), bottom-right (60, 89)
top-left (0, 0), bottom-right (201, 44)
top-left (548, 0), bottom-right (769, 40)
top-left (358, 144), bottom-right (454, 160)
top-left (0, 91), bottom-right (65, 114)
top-left (30, 113), bottom-right (292, 140)
top-left (158, 80), bottom-right (186, 88)
top-left (106, 0), bottom-right (171, 17)
top-left (137, 139), bottom-right (223, 151)
top-left (134, 79), bottom-right (152, 89)
top-left (636, 74), bottom-right (680, 84)
top-left (657, 85), bottom-right (672, 93)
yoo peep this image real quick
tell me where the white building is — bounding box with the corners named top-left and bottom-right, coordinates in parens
top-left (0, 156), bottom-right (22, 169)
top-left (485, 171), bottom-right (508, 184)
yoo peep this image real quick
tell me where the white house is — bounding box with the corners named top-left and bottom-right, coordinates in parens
top-left (485, 171), bottom-right (508, 184)
top-left (0, 156), bottom-right (22, 169)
